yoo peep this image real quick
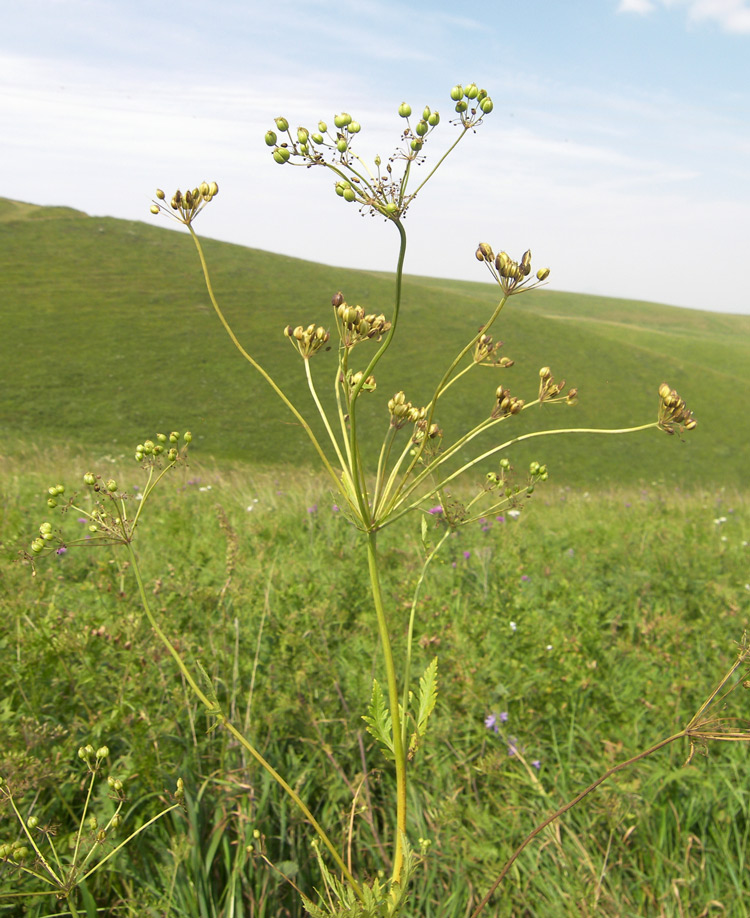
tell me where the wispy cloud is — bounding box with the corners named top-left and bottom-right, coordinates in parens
top-left (619, 0), bottom-right (750, 32)
top-left (617, 0), bottom-right (656, 14)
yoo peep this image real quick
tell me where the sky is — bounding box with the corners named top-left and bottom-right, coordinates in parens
top-left (3, 0), bottom-right (750, 314)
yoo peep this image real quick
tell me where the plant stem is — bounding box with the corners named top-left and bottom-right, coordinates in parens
top-left (366, 531), bottom-right (407, 882)
top-left (126, 543), bottom-right (363, 901)
top-left (187, 226), bottom-right (341, 493)
top-left (469, 730), bottom-right (687, 918)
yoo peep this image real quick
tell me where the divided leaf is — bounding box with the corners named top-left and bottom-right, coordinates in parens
top-left (362, 679), bottom-right (395, 762)
top-left (408, 657), bottom-right (438, 760)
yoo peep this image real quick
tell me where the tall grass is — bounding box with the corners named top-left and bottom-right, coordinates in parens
top-left (2, 450), bottom-right (749, 915)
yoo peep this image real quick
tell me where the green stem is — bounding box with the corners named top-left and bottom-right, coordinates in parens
top-left (400, 527), bottom-right (451, 750)
top-left (126, 543), bottom-right (363, 901)
top-left (469, 730), bottom-right (687, 918)
top-left (386, 422), bottom-right (659, 529)
top-left (366, 531), bottom-right (407, 882)
top-left (187, 226), bottom-right (341, 493)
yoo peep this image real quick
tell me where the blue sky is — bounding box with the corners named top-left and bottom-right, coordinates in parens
top-left (3, 0), bottom-right (750, 313)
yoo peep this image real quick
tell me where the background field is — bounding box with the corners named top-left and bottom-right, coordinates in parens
top-left (2, 196), bottom-right (749, 487)
top-left (2, 198), bottom-right (750, 916)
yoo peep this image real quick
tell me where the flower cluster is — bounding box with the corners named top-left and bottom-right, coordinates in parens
top-left (388, 391), bottom-right (427, 430)
top-left (150, 182), bottom-right (218, 226)
top-left (332, 292), bottom-right (391, 348)
top-left (473, 332), bottom-right (514, 368)
top-left (491, 385), bottom-right (524, 419)
top-left (658, 383), bottom-right (697, 434)
top-left (263, 84), bottom-right (493, 220)
top-left (284, 323), bottom-right (330, 359)
top-left (475, 242), bottom-right (550, 296)
top-left (538, 366), bottom-right (577, 405)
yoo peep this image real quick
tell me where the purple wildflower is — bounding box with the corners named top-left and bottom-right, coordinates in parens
top-left (428, 505), bottom-right (443, 515)
top-left (532, 760), bottom-right (541, 770)
top-left (463, 550), bottom-right (471, 560)
top-left (56, 546), bottom-right (67, 556)
top-left (77, 518), bottom-right (88, 525)
top-left (521, 575), bottom-right (530, 582)
top-left (307, 504), bottom-right (318, 514)
top-left (332, 504), bottom-right (340, 512)
top-left (496, 515), bottom-right (505, 523)
top-left (499, 711), bottom-right (508, 723)
top-left (484, 713), bottom-right (499, 733)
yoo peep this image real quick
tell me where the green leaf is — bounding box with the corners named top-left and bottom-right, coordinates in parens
top-left (408, 658), bottom-right (438, 760)
top-left (362, 679), bottom-right (395, 762)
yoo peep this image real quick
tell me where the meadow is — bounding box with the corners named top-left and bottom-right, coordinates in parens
top-left (2, 194), bottom-right (750, 916)
top-left (1, 450), bottom-right (749, 916)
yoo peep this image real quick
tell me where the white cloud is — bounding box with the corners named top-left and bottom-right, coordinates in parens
top-left (620, 0), bottom-right (750, 32)
top-left (618, 0), bottom-right (656, 13)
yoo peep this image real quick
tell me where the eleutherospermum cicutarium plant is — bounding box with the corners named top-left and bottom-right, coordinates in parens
top-left (0, 744), bottom-right (183, 918)
top-left (151, 84), bottom-right (702, 916)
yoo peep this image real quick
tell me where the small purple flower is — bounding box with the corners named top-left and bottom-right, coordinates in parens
top-left (56, 546), bottom-right (67, 556)
top-left (484, 713), bottom-right (499, 733)
top-left (463, 550), bottom-right (471, 560)
top-left (507, 741), bottom-right (518, 757)
top-left (307, 504), bottom-right (318, 514)
top-left (428, 505), bottom-right (443, 515)
top-left (77, 518), bottom-right (88, 525)
top-left (499, 711), bottom-right (508, 723)
top-left (332, 504), bottom-right (340, 512)
top-left (521, 575), bottom-right (530, 582)
top-left (532, 760), bottom-right (541, 770)
top-left (451, 561), bottom-right (457, 568)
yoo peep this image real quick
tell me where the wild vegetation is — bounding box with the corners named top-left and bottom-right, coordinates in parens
top-left (1, 81), bottom-right (750, 917)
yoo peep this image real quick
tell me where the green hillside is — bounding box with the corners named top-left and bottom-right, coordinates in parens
top-left (2, 197), bottom-right (748, 487)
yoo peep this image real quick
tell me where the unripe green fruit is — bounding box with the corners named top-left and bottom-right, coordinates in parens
top-left (480, 98), bottom-right (493, 114)
top-left (335, 183), bottom-right (345, 197)
top-left (47, 498), bottom-right (57, 508)
top-left (297, 127), bottom-right (309, 143)
top-left (385, 202), bottom-right (398, 214)
top-left (42, 531), bottom-right (54, 541)
top-left (31, 538), bottom-right (45, 553)
top-left (465, 82), bottom-right (479, 99)
top-left (27, 815), bottom-right (38, 829)
top-left (348, 121), bottom-right (361, 134)
top-left (311, 132), bottom-right (324, 144)
top-left (184, 431), bottom-right (192, 442)
top-left (416, 119), bottom-right (428, 136)
top-left (106, 479), bottom-right (118, 492)
top-left (150, 204), bottom-right (160, 214)
top-left (410, 138), bottom-right (423, 152)
top-left (343, 188), bottom-right (356, 202)
top-left (273, 148), bottom-right (290, 164)
top-left (455, 100), bottom-right (468, 113)
top-left (169, 431), bottom-right (179, 442)
top-left (111, 813), bottom-right (122, 828)
top-left (84, 472), bottom-right (96, 485)
top-left (156, 188), bottom-right (165, 200)
top-left (318, 120), bottom-right (327, 132)
top-left (156, 433), bottom-right (167, 442)
top-left (334, 112), bottom-right (352, 128)
top-left (422, 106), bottom-right (431, 120)
top-left (264, 131), bottom-right (277, 146)
top-left (398, 102), bottom-right (412, 118)
top-left (450, 85), bottom-right (463, 101)
top-left (96, 746), bottom-right (109, 759)
top-left (274, 117), bottom-right (289, 132)
top-left (336, 138), bottom-right (347, 152)
top-left (428, 111), bottom-right (440, 126)
top-left (12, 846), bottom-right (30, 862)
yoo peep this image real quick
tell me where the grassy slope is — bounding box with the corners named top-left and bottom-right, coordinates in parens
top-left (2, 196), bottom-right (748, 487)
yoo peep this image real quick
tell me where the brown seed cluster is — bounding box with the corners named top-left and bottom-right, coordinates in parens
top-left (473, 332), bottom-right (514, 368)
top-left (150, 182), bottom-right (218, 226)
top-left (332, 292), bottom-right (391, 347)
top-left (284, 323), bottom-right (330, 359)
top-left (475, 242), bottom-right (550, 295)
top-left (658, 383), bottom-right (697, 434)
top-left (492, 385), bottom-right (524, 419)
top-left (538, 367), bottom-right (577, 405)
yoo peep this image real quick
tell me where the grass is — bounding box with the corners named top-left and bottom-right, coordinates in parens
top-left (2, 447), bottom-right (749, 915)
top-left (1, 196), bottom-right (749, 487)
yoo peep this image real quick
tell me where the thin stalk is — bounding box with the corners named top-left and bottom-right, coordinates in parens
top-left (366, 532), bottom-right (407, 882)
top-left (69, 771), bottom-right (96, 878)
top-left (385, 422), bottom-right (659, 529)
top-left (400, 527), bottom-right (451, 751)
top-left (304, 360), bottom-right (358, 513)
top-left (408, 126), bottom-right (472, 198)
top-left (469, 730), bottom-right (687, 918)
top-left (126, 543), bottom-right (363, 901)
top-left (187, 226), bottom-right (341, 493)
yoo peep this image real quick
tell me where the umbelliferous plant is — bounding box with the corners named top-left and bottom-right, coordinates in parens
top-left (20, 82), bottom-right (722, 918)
